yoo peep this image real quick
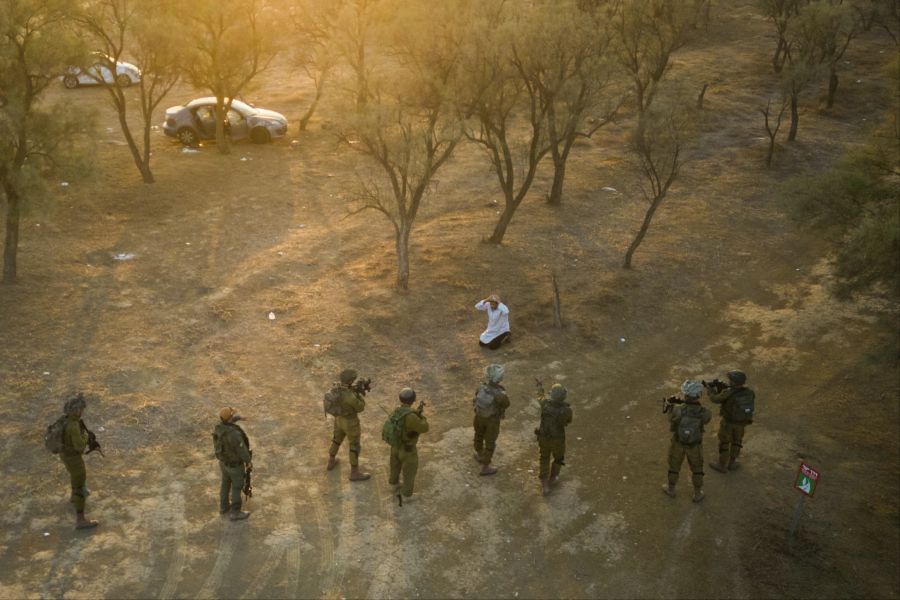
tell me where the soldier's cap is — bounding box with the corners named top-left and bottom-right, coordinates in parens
top-left (681, 379), bottom-right (703, 399)
top-left (549, 383), bottom-right (567, 401)
top-left (219, 407), bottom-right (242, 422)
top-left (484, 363), bottom-right (505, 384)
top-left (339, 369), bottom-right (358, 385)
top-left (487, 294), bottom-right (500, 303)
top-left (63, 392), bottom-right (87, 416)
top-left (726, 370), bottom-right (747, 386)
top-left (399, 387), bottom-right (417, 404)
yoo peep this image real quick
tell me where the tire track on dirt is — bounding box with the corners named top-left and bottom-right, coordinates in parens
top-left (196, 521), bottom-right (244, 599)
top-left (308, 482), bottom-right (338, 599)
top-left (239, 495), bottom-right (303, 599)
top-left (157, 477), bottom-right (188, 600)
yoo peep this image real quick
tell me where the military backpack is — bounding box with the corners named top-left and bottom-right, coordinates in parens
top-left (323, 384), bottom-right (345, 417)
top-left (729, 389), bottom-right (755, 424)
top-left (381, 407), bottom-right (413, 447)
top-left (676, 404), bottom-right (704, 446)
top-left (538, 400), bottom-right (570, 438)
top-left (473, 384), bottom-right (499, 418)
top-left (44, 415), bottom-right (67, 454)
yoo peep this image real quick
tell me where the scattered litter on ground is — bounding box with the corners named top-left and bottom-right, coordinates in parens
top-left (240, 156), bottom-right (250, 162)
top-left (268, 312), bottom-right (276, 320)
top-left (60, 182), bottom-right (69, 187)
top-left (577, 437), bottom-right (583, 441)
top-left (112, 252), bottom-right (136, 261)
top-left (290, 139), bottom-right (300, 149)
top-left (181, 148), bottom-right (199, 154)
top-left (43, 372), bottom-right (50, 376)
top-left (106, 127), bottom-right (114, 133)
top-left (43, 532), bottom-right (50, 537)
top-left (97, 427), bottom-right (105, 433)
top-left (35, 223), bottom-right (40, 227)
top-left (277, 251), bottom-right (284, 256)
top-left (185, 242), bottom-right (191, 246)
top-left (619, 337), bottom-right (626, 343)
top-left (601, 186), bottom-right (617, 192)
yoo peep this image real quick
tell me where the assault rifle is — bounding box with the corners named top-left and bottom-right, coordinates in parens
top-left (702, 379), bottom-right (728, 394)
top-left (661, 395), bottom-right (684, 414)
top-left (79, 419), bottom-right (105, 456)
top-left (243, 456), bottom-right (253, 499)
top-left (353, 377), bottom-right (373, 396)
top-left (534, 377), bottom-right (545, 398)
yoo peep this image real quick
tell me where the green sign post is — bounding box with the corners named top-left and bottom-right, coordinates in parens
top-left (789, 463), bottom-right (820, 538)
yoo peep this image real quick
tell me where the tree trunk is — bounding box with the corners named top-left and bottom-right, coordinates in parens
top-left (395, 223), bottom-right (411, 290)
top-left (215, 97), bottom-right (231, 154)
top-left (825, 68), bottom-right (839, 109)
top-left (114, 91), bottom-right (154, 184)
top-left (766, 136), bottom-right (776, 167)
top-left (141, 121), bottom-right (155, 184)
top-left (787, 91), bottom-right (799, 142)
top-left (487, 201), bottom-right (517, 245)
top-left (548, 156), bottom-right (566, 206)
top-left (3, 182), bottom-right (20, 283)
top-left (623, 194), bottom-right (665, 269)
top-left (772, 38), bottom-right (786, 73)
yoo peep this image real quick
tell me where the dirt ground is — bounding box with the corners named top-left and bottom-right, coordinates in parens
top-left (1, 3), bottom-right (898, 599)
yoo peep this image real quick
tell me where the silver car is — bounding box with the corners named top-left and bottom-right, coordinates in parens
top-left (162, 97), bottom-right (288, 146)
top-left (62, 52), bottom-right (141, 89)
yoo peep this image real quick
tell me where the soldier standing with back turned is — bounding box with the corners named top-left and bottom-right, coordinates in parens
top-left (326, 368), bottom-right (371, 481)
top-left (213, 407), bottom-right (252, 521)
top-left (708, 370), bottom-right (756, 473)
top-left (472, 364), bottom-right (510, 476)
top-left (535, 382), bottom-right (573, 496)
top-left (662, 380), bottom-right (712, 502)
top-left (387, 388), bottom-right (429, 500)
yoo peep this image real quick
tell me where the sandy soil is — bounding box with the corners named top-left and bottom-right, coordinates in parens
top-left (1, 3), bottom-right (898, 599)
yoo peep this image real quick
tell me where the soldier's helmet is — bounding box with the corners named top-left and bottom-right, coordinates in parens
top-left (726, 370), bottom-right (747, 386)
top-left (549, 383), bottom-right (567, 401)
top-left (399, 387), bottom-right (417, 404)
top-left (340, 369), bottom-right (358, 385)
top-left (484, 363), bottom-right (505, 384)
top-left (681, 379), bottom-right (703, 399)
top-left (63, 392), bottom-right (87, 416)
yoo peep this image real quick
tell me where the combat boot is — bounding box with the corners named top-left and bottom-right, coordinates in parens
top-left (75, 512), bottom-right (99, 530)
top-left (229, 510), bottom-right (250, 521)
top-left (541, 478), bottom-right (552, 496)
top-left (692, 488), bottom-right (705, 503)
top-left (480, 464), bottom-right (498, 476)
top-left (326, 454), bottom-right (337, 471)
top-left (727, 461), bottom-right (741, 471)
top-left (349, 466), bottom-right (371, 481)
top-left (708, 461), bottom-right (728, 474)
top-left (549, 463), bottom-right (561, 485)
top-left (661, 483), bottom-right (676, 498)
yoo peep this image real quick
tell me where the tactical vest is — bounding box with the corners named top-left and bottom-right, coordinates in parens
top-left (473, 384), bottom-right (500, 418)
top-left (675, 403), bottom-right (704, 446)
top-left (538, 400), bottom-right (570, 439)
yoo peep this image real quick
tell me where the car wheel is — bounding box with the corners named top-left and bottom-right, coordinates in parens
top-left (115, 74), bottom-right (132, 88)
top-left (250, 127), bottom-right (271, 144)
top-left (63, 75), bottom-right (79, 89)
top-left (177, 127), bottom-right (199, 147)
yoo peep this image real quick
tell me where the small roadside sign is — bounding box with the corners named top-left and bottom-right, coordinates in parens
top-left (794, 463), bottom-right (820, 497)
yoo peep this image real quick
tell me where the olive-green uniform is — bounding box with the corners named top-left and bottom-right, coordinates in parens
top-left (667, 402), bottom-right (712, 489)
top-left (473, 382), bottom-right (510, 465)
top-left (710, 386), bottom-right (755, 467)
top-left (60, 415), bottom-right (89, 512)
top-left (329, 388), bottom-right (366, 467)
top-left (536, 397), bottom-right (573, 480)
top-left (388, 408), bottom-right (429, 497)
top-left (214, 422), bottom-right (252, 514)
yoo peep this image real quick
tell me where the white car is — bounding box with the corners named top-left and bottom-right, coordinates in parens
top-left (162, 98), bottom-right (288, 146)
top-left (62, 53), bottom-right (141, 89)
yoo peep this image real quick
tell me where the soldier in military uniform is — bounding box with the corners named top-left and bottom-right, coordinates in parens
top-left (472, 364), bottom-right (510, 476)
top-left (326, 368), bottom-right (371, 481)
top-left (535, 383), bottom-right (573, 496)
top-left (59, 394), bottom-right (99, 529)
top-left (709, 370), bottom-right (755, 473)
top-left (388, 388), bottom-right (429, 499)
top-left (213, 407), bottom-right (252, 521)
top-left (662, 380), bottom-right (712, 503)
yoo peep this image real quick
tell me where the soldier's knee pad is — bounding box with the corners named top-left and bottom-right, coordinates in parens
top-left (331, 438), bottom-right (342, 446)
top-left (349, 443), bottom-right (361, 454)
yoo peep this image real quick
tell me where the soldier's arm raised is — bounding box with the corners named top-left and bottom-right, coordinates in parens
top-left (407, 413), bottom-right (429, 434)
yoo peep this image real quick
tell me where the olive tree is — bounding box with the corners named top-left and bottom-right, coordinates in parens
top-left (1, 0), bottom-right (93, 282)
top-left (76, 0), bottom-right (184, 183)
top-left (623, 98), bottom-right (694, 269)
top-left (342, 1), bottom-right (466, 289)
top-left (287, 0), bottom-right (342, 132)
top-left (184, 0), bottom-right (280, 154)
